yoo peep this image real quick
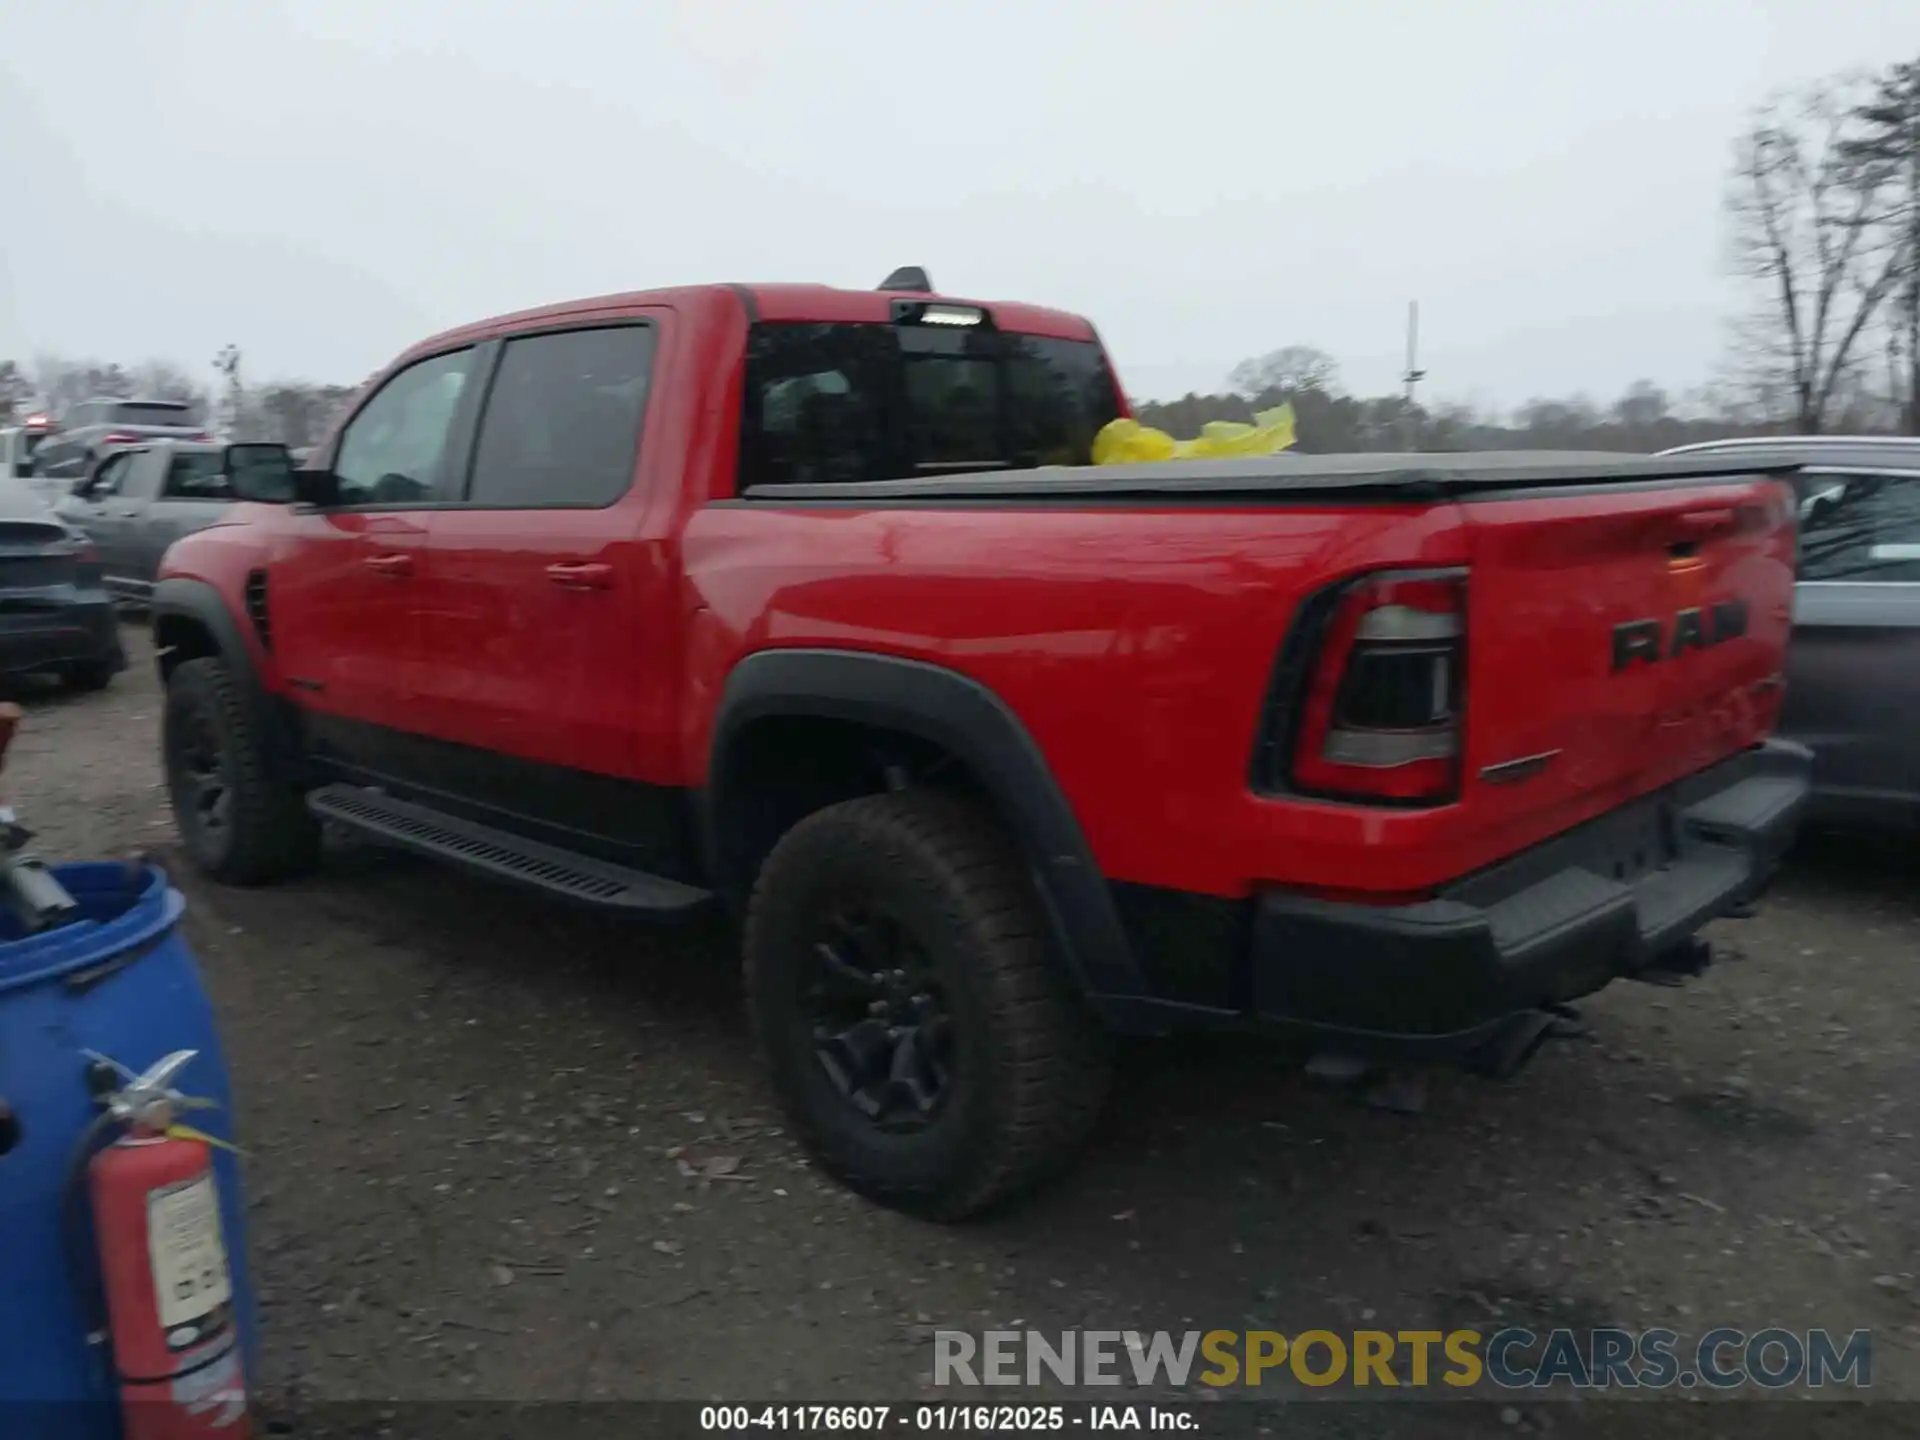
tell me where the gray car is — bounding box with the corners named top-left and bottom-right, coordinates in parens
top-left (54, 441), bottom-right (238, 605)
top-left (1660, 435), bottom-right (1920, 831)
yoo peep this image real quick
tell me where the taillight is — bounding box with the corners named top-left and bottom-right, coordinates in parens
top-left (100, 431), bottom-right (140, 445)
top-left (1287, 567), bottom-right (1466, 805)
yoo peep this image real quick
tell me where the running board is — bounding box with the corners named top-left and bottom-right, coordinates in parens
top-left (306, 784), bottom-right (712, 916)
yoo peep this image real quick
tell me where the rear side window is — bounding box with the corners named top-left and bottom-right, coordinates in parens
top-left (465, 325), bottom-right (655, 508)
top-left (740, 322), bottom-right (1122, 491)
top-left (1796, 469), bottom-right (1920, 582)
top-left (163, 452), bottom-right (232, 500)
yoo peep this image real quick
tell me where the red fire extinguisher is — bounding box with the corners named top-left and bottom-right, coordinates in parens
top-left (84, 1049), bottom-right (251, 1439)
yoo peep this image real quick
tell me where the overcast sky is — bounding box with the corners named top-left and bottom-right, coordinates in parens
top-left (2, 0), bottom-right (1915, 411)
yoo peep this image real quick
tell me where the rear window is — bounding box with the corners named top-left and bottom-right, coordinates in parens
top-left (740, 322), bottom-right (1121, 490)
top-left (111, 402), bottom-right (195, 428)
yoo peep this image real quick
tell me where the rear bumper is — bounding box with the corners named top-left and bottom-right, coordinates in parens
top-left (0, 598), bottom-right (125, 677)
top-left (1105, 741), bottom-right (1810, 1054)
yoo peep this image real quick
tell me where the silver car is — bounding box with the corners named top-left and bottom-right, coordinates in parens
top-left (54, 441), bottom-right (239, 605)
top-left (1660, 435), bottom-right (1920, 831)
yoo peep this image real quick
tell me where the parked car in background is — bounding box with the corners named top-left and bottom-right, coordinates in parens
top-left (1661, 435), bottom-right (1920, 832)
top-left (30, 398), bottom-right (210, 487)
top-left (0, 415), bottom-right (59, 507)
top-left (55, 442), bottom-right (238, 605)
top-left (0, 473), bottom-right (125, 690)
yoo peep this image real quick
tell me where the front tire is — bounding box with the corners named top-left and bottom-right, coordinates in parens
top-left (745, 790), bottom-right (1111, 1220)
top-left (163, 656), bottom-right (320, 884)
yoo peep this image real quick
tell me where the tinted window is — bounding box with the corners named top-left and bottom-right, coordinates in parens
top-left (466, 326), bottom-right (655, 508)
top-left (112, 402), bottom-right (195, 427)
top-left (741, 322), bottom-right (1121, 491)
top-left (334, 349), bottom-right (475, 506)
top-left (1796, 469), bottom-right (1920, 582)
top-left (162, 452), bottom-right (232, 500)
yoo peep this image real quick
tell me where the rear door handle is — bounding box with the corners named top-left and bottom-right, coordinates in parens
top-left (363, 552), bottom-right (414, 578)
top-left (114, 508), bottom-right (139, 519)
top-left (546, 561), bottom-right (613, 590)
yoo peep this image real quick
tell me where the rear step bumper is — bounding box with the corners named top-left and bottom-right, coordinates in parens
top-left (1241, 740), bottom-right (1811, 1058)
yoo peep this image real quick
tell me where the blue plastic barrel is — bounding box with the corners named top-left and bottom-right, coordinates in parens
top-left (0, 861), bottom-right (256, 1438)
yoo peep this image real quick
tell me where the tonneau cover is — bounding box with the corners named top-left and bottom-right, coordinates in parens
top-left (745, 450), bottom-right (1802, 503)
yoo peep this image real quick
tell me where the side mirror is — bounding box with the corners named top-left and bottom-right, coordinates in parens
top-left (223, 442), bottom-right (298, 503)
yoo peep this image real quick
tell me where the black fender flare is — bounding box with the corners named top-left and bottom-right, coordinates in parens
top-left (151, 577), bottom-right (307, 786)
top-left (704, 648), bottom-right (1145, 1012)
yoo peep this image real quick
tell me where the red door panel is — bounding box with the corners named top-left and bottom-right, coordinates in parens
top-left (267, 511), bottom-right (429, 733)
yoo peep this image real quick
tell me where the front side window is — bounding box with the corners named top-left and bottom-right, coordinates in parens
top-left (1796, 469), bottom-right (1920, 582)
top-left (334, 348), bottom-right (475, 506)
top-left (465, 325), bottom-right (655, 508)
top-left (86, 453), bottom-right (131, 497)
top-left (739, 321), bottom-right (1122, 491)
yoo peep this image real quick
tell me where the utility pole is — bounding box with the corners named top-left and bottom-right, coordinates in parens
top-left (212, 345), bottom-right (242, 442)
top-left (1401, 301), bottom-right (1426, 452)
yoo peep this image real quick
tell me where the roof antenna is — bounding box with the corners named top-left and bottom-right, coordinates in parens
top-left (878, 266), bottom-right (932, 293)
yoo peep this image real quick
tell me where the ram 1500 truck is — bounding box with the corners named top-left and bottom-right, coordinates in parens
top-left (151, 273), bottom-right (1811, 1217)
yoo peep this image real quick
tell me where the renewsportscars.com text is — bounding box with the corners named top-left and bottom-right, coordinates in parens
top-left (934, 1327), bottom-right (1872, 1391)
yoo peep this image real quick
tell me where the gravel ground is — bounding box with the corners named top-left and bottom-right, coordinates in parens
top-left (8, 624), bottom-right (1918, 1434)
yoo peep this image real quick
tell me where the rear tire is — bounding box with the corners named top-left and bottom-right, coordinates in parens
top-left (163, 656), bottom-right (320, 885)
top-left (745, 790), bottom-right (1111, 1220)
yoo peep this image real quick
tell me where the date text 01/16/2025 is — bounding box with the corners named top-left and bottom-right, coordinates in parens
top-left (699, 1406), bottom-right (1199, 1432)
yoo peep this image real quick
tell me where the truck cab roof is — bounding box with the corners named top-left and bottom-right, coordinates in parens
top-left (399, 279), bottom-right (1103, 365)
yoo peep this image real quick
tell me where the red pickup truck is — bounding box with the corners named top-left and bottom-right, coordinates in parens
top-left (152, 272), bottom-right (1810, 1217)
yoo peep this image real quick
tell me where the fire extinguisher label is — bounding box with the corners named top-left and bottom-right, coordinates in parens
top-left (146, 1174), bottom-right (234, 1331)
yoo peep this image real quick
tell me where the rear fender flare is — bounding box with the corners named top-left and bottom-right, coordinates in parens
top-left (704, 648), bottom-right (1144, 1012)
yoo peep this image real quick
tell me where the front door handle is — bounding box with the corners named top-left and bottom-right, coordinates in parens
top-left (546, 561), bottom-right (613, 590)
top-left (363, 552), bottom-right (414, 578)
top-left (114, 508), bottom-right (139, 519)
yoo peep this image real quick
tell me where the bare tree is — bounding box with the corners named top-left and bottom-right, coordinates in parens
top-left (1724, 79), bottom-right (1906, 433)
top-left (128, 360), bottom-right (210, 418)
top-left (0, 363), bottom-right (31, 424)
top-left (1227, 345), bottom-right (1339, 399)
top-left (1842, 58), bottom-right (1920, 432)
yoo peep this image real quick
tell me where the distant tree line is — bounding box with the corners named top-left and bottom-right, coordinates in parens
top-left (1133, 345), bottom-right (1777, 455)
top-left (0, 352), bottom-right (358, 451)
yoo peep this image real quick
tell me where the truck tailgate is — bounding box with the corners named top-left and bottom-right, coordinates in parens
top-left (1458, 478), bottom-right (1797, 840)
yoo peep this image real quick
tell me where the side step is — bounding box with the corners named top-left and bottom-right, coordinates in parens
top-left (306, 784), bottom-right (713, 916)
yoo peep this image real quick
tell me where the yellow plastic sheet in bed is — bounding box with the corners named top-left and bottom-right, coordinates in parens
top-left (1091, 402), bottom-right (1296, 466)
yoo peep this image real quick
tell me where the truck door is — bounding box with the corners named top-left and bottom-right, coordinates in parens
top-left (417, 316), bottom-right (677, 867)
top-left (61, 450), bottom-right (147, 596)
top-left (269, 346), bottom-right (479, 762)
